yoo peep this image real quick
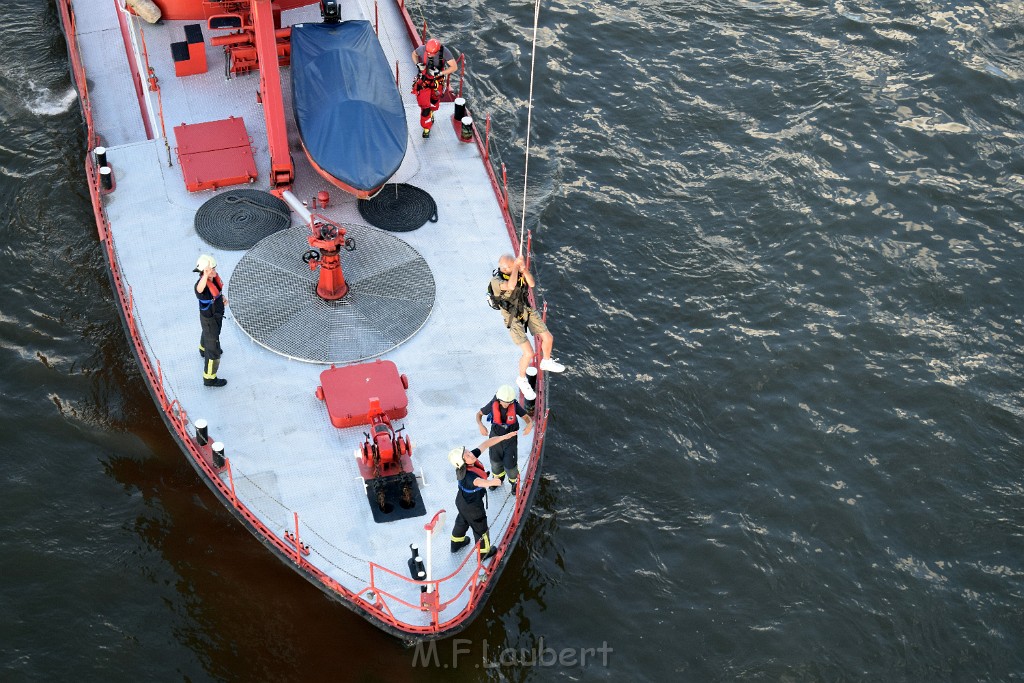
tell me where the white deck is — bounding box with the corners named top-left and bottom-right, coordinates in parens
top-left (68, 0), bottom-right (540, 629)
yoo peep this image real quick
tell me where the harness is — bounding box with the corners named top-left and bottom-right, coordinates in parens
top-left (490, 400), bottom-right (517, 427)
top-left (458, 464), bottom-right (488, 496)
top-left (414, 46), bottom-right (446, 92)
top-left (487, 270), bottom-right (531, 328)
top-left (197, 275), bottom-right (223, 312)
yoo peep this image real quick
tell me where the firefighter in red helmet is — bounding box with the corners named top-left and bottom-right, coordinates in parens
top-left (410, 38), bottom-right (457, 138)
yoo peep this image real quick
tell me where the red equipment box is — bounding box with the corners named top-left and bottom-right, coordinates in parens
top-left (173, 117), bottom-right (258, 192)
top-left (171, 24), bottom-right (208, 77)
top-left (316, 359), bottom-right (409, 428)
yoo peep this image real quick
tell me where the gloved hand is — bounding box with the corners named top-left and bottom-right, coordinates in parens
top-left (416, 62), bottom-right (425, 71)
top-left (428, 67), bottom-right (440, 77)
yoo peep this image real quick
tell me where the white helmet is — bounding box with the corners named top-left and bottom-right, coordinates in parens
top-left (495, 384), bottom-right (515, 402)
top-left (447, 447), bottom-right (466, 469)
top-left (195, 254), bottom-right (217, 272)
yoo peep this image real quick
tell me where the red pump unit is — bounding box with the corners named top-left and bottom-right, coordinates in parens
top-left (358, 398), bottom-right (413, 479)
top-left (357, 398), bottom-right (420, 519)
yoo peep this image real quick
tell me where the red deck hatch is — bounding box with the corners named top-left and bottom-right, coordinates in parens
top-left (174, 117), bottom-right (257, 192)
top-left (317, 359), bottom-right (409, 428)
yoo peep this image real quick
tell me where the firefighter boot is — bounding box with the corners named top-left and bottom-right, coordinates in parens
top-left (478, 533), bottom-right (496, 561)
top-left (203, 359), bottom-right (227, 387)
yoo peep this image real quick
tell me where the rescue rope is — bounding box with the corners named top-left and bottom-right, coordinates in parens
top-left (193, 189), bottom-right (291, 250)
top-left (357, 183), bottom-right (438, 231)
top-left (517, 0), bottom-right (543, 256)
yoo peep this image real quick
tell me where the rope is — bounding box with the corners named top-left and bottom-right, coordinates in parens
top-left (517, 0), bottom-right (543, 256)
top-left (357, 183), bottom-right (438, 231)
top-left (193, 189), bottom-right (291, 250)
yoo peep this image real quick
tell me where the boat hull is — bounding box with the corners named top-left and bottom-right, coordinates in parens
top-left (57, 0), bottom-right (551, 640)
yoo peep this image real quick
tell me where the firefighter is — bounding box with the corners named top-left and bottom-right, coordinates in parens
top-left (194, 254), bottom-right (227, 387)
top-left (488, 253), bottom-right (565, 400)
top-left (448, 431), bottom-right (518, 560)
top-left (475, 384), bottom-right (533, 495)
top-left (410, 38), bottom-right (457, 138)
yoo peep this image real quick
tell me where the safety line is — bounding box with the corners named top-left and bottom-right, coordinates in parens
top-left (517, 0), bottom-right (543, 256)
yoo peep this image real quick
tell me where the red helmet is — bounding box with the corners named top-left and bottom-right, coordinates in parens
top-left (425, 39), bottom-right (441, 55)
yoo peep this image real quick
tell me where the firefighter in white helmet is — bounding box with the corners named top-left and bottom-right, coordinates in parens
top-left (194, 254), bottom-right (228, 387)
top-left (447, 431), bottom-right (518, 561)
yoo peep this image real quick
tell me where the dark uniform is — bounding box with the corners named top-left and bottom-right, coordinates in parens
top-left (196, 274), bottom-right (225, 385)
top-left (480, 397), bottom-right (528, 491)
top-left (450, 451), bottom-right (494, 558)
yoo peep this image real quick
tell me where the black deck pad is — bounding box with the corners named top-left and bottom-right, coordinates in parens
top-left (365, 473), bottom-right (426, 523)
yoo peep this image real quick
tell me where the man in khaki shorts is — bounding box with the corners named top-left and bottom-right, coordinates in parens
top-left (488, 254), bottom-right (565, 400)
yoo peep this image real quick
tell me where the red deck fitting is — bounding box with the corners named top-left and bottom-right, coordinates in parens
top-left (173, 117), bottom-right (258, 192)
top-left (317, 359), bottom-right (409, 428)
top-left (171, 25), bottom-right (207, 77)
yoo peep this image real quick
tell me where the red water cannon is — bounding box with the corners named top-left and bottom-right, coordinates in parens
top-left (301, 216), bottom-right (355, 300)
top-left (359, 398), bottom-right (412, 477)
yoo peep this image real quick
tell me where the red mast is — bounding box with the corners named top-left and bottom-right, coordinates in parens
top-left (249, 0), bottom-right (294, 189)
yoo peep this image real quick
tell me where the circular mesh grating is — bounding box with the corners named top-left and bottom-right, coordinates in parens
top-left (195, 189), bottom-right (292, 250)
top-left (357, 183), bottom-right (438, 232)
top-left (227, 225), bottom-right (436, 364)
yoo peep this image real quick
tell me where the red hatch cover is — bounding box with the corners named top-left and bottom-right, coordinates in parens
top-left (174, 116), bottom-right (257, 192)
top-left (317, 359), bottom-right (409, 429)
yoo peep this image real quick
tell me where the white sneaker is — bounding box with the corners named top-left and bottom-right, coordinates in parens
top-left (539, 358), bottom-right (565, 373)
top-left (516, 376), bottom-right (536, 401)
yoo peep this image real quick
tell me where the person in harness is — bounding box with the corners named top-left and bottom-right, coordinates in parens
top-left (410, 38), bottom-right (457, 138)
top-left (475, 384), bottom-right (533, 495)
top-left (448, 431), bottom-right (519, 561)
top-left (488, 253), bottom-right (566, 401)
top-left (194, 254), bottom-right (228, 387)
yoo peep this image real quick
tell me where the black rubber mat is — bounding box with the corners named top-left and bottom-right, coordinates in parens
top-left (357, 183), bottom-right (438, 232)
top-left (194, 189), bottom-right (292, 250)
top-left (366, 473), bottom-right (426, 523)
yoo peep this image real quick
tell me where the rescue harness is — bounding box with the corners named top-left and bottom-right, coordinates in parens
top-left (487, 270), bottom-right (531, 328)
top-left (413, 45), bottom-right (447, 93)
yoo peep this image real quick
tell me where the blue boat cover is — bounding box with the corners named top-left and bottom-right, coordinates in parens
top-left (291, 21), bottom-right (408, 192)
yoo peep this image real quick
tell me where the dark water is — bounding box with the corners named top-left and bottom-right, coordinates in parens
top-left (3, 0), bottom-right (1024, 680)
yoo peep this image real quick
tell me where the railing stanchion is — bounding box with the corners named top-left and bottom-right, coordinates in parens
top-left (485, 115), bottom-right (491, 161)
top-left (226, 458), bottom-right (236, 504)
top-left (502, 163), bottom-right (509, 210)
top-left (526, 230), bottom-right (532, 271)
